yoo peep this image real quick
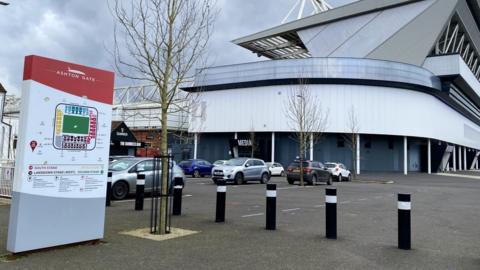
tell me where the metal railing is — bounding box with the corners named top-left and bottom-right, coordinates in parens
top-left (0, 165), bottom-right (14, 198)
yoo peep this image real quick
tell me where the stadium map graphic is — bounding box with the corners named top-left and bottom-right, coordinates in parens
top-left (53, 103), bottom-right (98, 151)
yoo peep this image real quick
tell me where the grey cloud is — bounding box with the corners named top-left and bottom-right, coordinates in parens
top-left (0, 0), bottom-right (355, 95)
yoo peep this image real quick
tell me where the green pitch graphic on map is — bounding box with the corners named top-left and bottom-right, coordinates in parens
top-left (53, 103), bottom-right (98, 150)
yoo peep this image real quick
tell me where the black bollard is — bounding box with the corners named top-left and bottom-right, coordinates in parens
top-left (325, 188), bottom-right (337, 239)
top-left (266, 184), bottom-right (277, 230)
top-left (172, 178), bottom-right (183, 216)
top-left (215, 180), bottom-right (226, 223)
top-left (106, 172), bottom-right (112, 206)
top-left (398, 193), bottom-right (411, 250)
top-left (135, 173), bottom-right (146, 211)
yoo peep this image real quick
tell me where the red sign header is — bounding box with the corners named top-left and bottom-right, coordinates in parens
top-left (23, 55), bottom-right (115, 104)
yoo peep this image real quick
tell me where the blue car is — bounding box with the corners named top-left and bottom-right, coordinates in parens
top-left (178, 159), bottom-right (214, 178)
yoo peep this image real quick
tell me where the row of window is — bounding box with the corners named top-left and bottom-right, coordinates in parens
top-left (336, 136), bottom-right (395, 149)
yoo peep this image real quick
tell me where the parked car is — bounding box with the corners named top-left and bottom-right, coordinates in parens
top-left (178, 159), bottom-right (214, 178)
top-left (109, 155), bottom-right (135, 163)
top-left (325, 162), bottom-right (352, 182)
top-left (211, 158), bottom-right (270, 184)
top-left (286, 160), bottom-right (332, 185)
top-left (108, 158), bottom-right (186, 200)
top-left (265, 162), bottom-right (285, 176)
top-left (213, 160), bottom-right (227, 166)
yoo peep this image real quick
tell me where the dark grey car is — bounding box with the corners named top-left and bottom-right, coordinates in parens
top-left (286, 160), bottom-right (333, 185)
top-left (108, 158), bottom-right (186, 200)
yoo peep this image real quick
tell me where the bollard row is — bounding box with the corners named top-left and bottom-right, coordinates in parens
top-left (212, 184), bottom-right (412, 250)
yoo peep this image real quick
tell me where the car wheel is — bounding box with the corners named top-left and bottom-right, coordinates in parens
top-left (338, 174), bottom-right (342, 182)
top-left (193, 170), bottom-right (201, 178)
top-left (112, 181), bottom-right (129, 200)
top-left (287, 178), bottom-right (294, 185)
top-left (213, 179), bottom-right (218, 185)
top-left (260, 173), bottom-right (270, 184)
top-left (326, 175), bottom-right (333, 185)
top-left (280, 171), bottom-right (286, 177)
top-left (234, 173), bottom-right (244, 185)
top-left (310, 174), bottom-right (317, 185)
top-left (348, 174), bottom-right (352, 182)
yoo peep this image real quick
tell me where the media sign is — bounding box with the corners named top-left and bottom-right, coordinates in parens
top-left (7, 55), bottom-right (114, 253)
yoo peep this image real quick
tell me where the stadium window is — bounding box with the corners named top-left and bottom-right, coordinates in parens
top-left (364, 136), bottom-right (372, 149)
top-left (388, 138), bottom-right (394, 149)
top-left (337, 136), bottom-right (345, 148)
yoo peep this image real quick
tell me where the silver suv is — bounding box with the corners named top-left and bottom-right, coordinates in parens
top-left (211, 158), bottom-right (270, 185)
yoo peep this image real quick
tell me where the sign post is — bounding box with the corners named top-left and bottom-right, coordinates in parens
top-left (7, 55), bottom-right (114, 253)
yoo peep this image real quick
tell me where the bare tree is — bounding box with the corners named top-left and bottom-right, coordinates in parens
top-left (343, 105), bottom-right (360, 179)
top-left (284, 78), bottom-right (329, 186)
top-left (110, 0), bottom-right (216, 235)
top-left (249, 121), bottom-right (257, 158)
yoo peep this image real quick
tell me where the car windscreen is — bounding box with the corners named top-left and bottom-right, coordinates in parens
top-left (214, 161), bottom-right (224, 165)
top-left (178, 161), bottom-right (192, 167)
top-left (109, 159), bottom-right (138, 171)
top-left (325, 163), bottom-right (336, 168)
top-left (289, 162), bottom-right (310, 168)
top-left (225, 158), bottom-right (247, 166)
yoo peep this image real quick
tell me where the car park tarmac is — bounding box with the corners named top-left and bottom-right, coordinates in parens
top-left (0, 173), bottom-right (479, 269)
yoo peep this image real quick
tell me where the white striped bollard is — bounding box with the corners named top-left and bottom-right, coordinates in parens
top-left (398, 193), bottom-right (411, 250)
top-left (106, 172), bottom-right (112, 206)
top-left (135, 173), bottom-right (145, 211)
top-left (172, 178), bottom-right (183, 216)
top-left (325, 188), bottom-right (337, 239)
top-left (266, 184), bottom-right (277, 230)
top-left (215, 180), bottom-right (226, 222)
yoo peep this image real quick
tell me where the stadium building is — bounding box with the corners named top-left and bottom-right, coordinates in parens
top-left (183, 0), bottom-right (480, 174)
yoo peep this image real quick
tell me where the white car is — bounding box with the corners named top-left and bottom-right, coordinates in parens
top-left (213, 160), bottom-right (227, 166)
top-left (266, 162), bottom-right (285, 176)
top-left (325, 162), bottom-right (351, 182)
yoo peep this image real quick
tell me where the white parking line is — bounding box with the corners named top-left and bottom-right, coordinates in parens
top-left (115, 194), bottom-right (192, 203)
top-left (241, 213), bottom-right (264, 218)
top-left (358, 198), bottom-right (368, 201)
top-left (314, 204), bottom-right (325, 208)
top-left (277, 186), bottom-right (313, 190)
top-left (282, 208), bottom-right (301, 212)
top-left (339, 201), bottom-right (351, 204)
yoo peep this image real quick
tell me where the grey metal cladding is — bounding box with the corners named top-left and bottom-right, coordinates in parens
top-left (456, 0), bottom-right (480, 55)
top-left (232, 0), bottom-right (420, 45)
top-left (367, 0), bottom-right (458, 66)
top-left (466, 0), bottom-right (480, 28)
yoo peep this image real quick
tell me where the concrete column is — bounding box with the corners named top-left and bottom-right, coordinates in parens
top-left (464, 147), bottom-right (467, 170)
top-left (193, 133), bottom-right (198, 159)
top-left (234, 132), bottom-right (238, 139)
top-left (453, 145), bottom-right (456, 172)
top-left (356, 134), bottom-right (360, 175)
top-left (404, 136), bottom-right (408, 175)
top-left (427, 139), bottom-right (431, 174)
top-left (458, 146), bottom-right (462, 171)
top-left (271, 132), bottom-right (275, 162)
top-left (446, 162), bottom-right (450, 172)
top-left (309, 134), bottom-right (313, 161)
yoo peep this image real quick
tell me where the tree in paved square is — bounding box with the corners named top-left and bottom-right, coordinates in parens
top-left (110, 0), bottom-right (217, 235)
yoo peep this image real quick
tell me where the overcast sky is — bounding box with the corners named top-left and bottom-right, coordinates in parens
top-left (0, 0), bottom-right (355, 96)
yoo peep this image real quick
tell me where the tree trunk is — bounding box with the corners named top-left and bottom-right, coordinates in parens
top-left (158, 106), bottom-right (169, 234)
top-left (299, 133), bottom-right (304, 186)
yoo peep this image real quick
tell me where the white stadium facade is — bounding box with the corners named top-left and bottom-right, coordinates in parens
top-left (182, 0), bottom-right (480, 174)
